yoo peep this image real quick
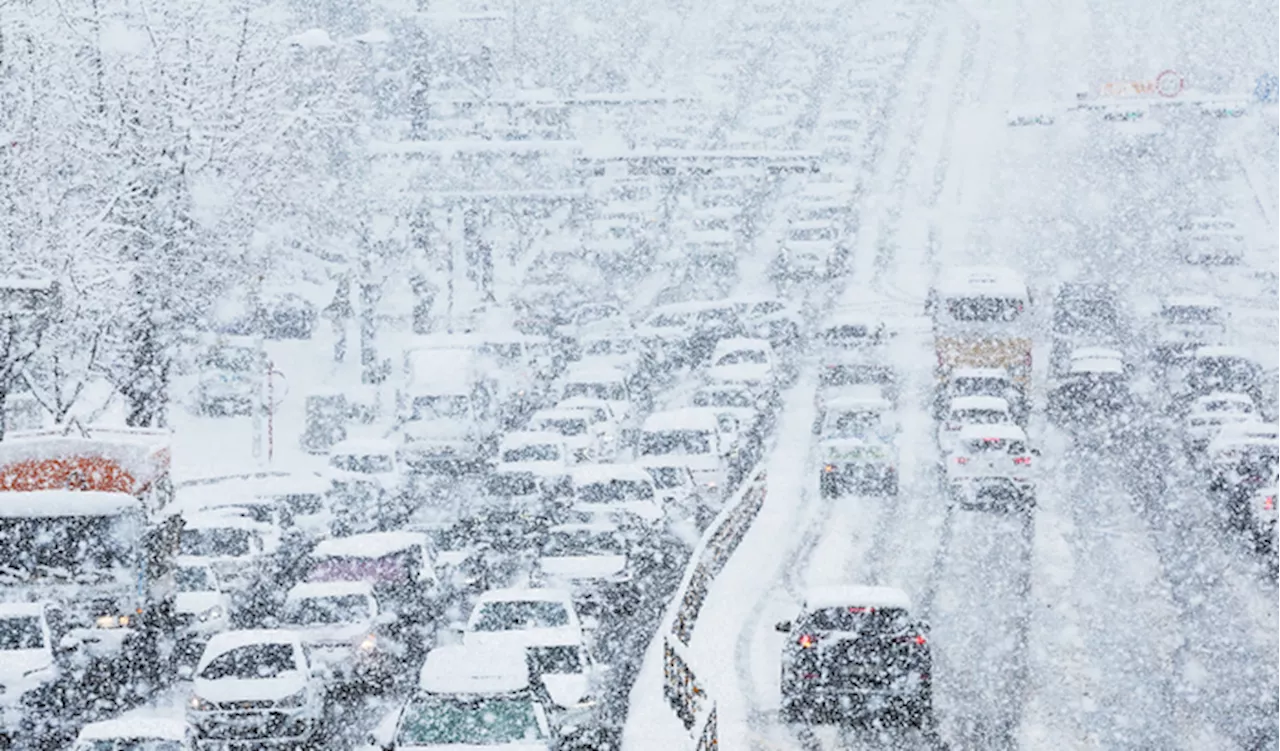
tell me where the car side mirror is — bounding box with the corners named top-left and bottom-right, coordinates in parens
top-left (774, 621), bottom-right (792, 633)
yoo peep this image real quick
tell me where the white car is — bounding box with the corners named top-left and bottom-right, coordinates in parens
top-left (1154, 295), bottom-right (1228, 360)
top-left (937, 396), bottom-right (1013, 454)
top-left (819, 312), bottom-right (889, 350)
top-left (554, 397), bottom-right (623, 456)
top-left (730, 297), bottom-right (804, 349)
top-left (463, 588), bottom-right (586, 651)
top-left (187, 630), bottom-right (324, 748)
top-left (70, 717), bottom-right (188, 751)
top-left (775, 220), bottom-right (845, 278)
top-left (1206, 421), bottom-right (1279, 492)
top-left (1183, 393), bottom-right (1258, 454)
top-left (0, 602), bottom-right (62, 742)
top-left (176, 512), bottom-right (278, 592)
top-left (360, 644), bottom-right (555, 751)
top-left (1177, 214), bottom-right (1247, 264)
top-left (692, 383), bottom-right (762, 433)
top-left (638, 409), bottom-right (733, 495)
top-left (706, 337), bottom-right (778, 390)
top-left (817, 394), bottom-right (899, 496)
top-left (934, 367), bottom-right (1021, 419)
top-left (557, 365), bottom-right (637, 428)
top-left (172, 560), bottom-right (232, 673)
top-left (527, 409), bottom-right (612, 465)
top-left (569, 463), bottom-right (665, 528)
top-left (326, 438), bottom-right (405, 532)
top-left (535, 523), bottom-right (637, 615)
top-left (945, 424), bottom-right (1038, 502)
top-left (282, 580), bottom-right (409, 691)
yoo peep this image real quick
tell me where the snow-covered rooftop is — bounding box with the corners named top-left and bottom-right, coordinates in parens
top-left (312, 531), bottom-right (428, 559)
top-left (944, 395), bottom-right (1012, 412)
top-left (419, 644), bottom-right (530, 695)
top-left (804, 585), bottom-right (913, 611)
top-left (956, 423), bottom-right (1028, 441)
top-left (642, 408), bottom-right (722, 432)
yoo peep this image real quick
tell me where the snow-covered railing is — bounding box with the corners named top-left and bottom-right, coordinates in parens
top-left (658, 465), bottom-right (768, 748)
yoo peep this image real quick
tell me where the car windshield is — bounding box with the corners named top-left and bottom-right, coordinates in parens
top-left (577, 479), bottom-right (655, 504)
top-left (1201, 399), bottom-right (1253, 414)
top-left (308, 551), bottom-right (418, 585)
top-left (199, 643), bottom-right (297, 680)
top-left (284, 594), bottom-right (372, 626)
top-left (648, 313), bottom-right (689, 329)
top-left (1162, 306), bottom-right (1222, 326)
top-left (472, 600), bottom-right (570, 631)
top-left (1191, 358), bottom-right (1260, 391)
top-left (821, 365), bottom-right (893, 387)
top-left (563, 382), bottom-right (627, 401)
top-left (827, 411), bottom-right (881, 435)
top-left (965, 438), bottom-right (1028, 454)
top-left (412, 395), bottom-right (472, 420)
top-left (945, 296), bottom-right (1025, 322)
top-left (716, 350), bottom-right (767, 366)
top-left (951, 377), bottom-right (1008, 396)
top-left (175, 567), bottom-right (215, 592)
top-left (78, 741), bottom-right (184, 751)
top-left (646, 466), bottom-right (688, 489)
top-left (487, 472), bottom-right (542, 497)
top-left (329, 454), bottom-right (394, 473)
top-left (396, 695), bottom-right (546, 745)
top-left (694, 389), bottom-right (753, 408)
top-left (0, 513), bottom-right (139, 580)
top-left (0, 616), bottom-right (45, 650)
top-left (789, 226), bottom-right (836, 241)
top-left (801, 606), bottom-right (910, 632)
top-left (199, 346), bottom-right (256, 372)
top-left (179, 528), bottom-right (255, 558)
top-left (952, 409), bottom-right (1007, 424)
top-left (825, 325), bottom-right (871, 341)
top-left (641, 429), bottom-right (712, 456)
top-left (535, 417), bottom-right (588, 436)
top-left (543, 529), bottom-right (625, 557)
top-left (502, 444), bottom-right (562, 463)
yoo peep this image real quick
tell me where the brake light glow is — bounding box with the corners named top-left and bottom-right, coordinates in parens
top-left (824, 464), bottom-right (836, 473)
top-left (894, 634), bottom-right (928, 645)
top-left (1266, 496), bottom-right (1275, 511)
top-left (798, 634), bottom-right (818, 649)
top-left (1013, 456), bottom-right (1032, 465)
top-left (955, 457), bottom-right (969, 465)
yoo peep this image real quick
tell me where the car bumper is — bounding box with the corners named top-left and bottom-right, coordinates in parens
top-left (188, 709), bottom-right (319, 744)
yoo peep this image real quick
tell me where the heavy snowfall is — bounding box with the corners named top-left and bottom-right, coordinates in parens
top-left (0, 0), bottom-right (1276, 749)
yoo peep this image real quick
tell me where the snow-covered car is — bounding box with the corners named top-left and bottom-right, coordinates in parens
top-left (1183, 393), bottom-right (1258, 454)
top-left (818, 353), bottom-right (899, 407)
top-left (70, 716), bottom-right (188, 751)
top-left (730, 297), bottom-right (804, 351)
top-left (497, 431), bottom-right (571, 472)
top-left (937, 396), bottom-right (1013, 454)
top-left (325, 439), bottom-right (407, 534)
top-left (557, 364), bottom-right (639, 429)
top-left (1246, 484), bottom-right (1278, 553)
top-left (554, 397), bottom-right (624, 454)
top-left (528, 408), bottom-right (615, 465)
top-left (306, 531), bottom-right (445, 631)
top-left (534, 523), bottom-right (637, 615)
top-left (282, 580), bottom-right (408, 693)
top-left (574, 332), bottom-right (649, 381)
top-left (775, 586), bottom-right (931, 726)
top-left (360, 645), bottom-right (555, 751)
top-left (773, 220), bottom-right (846, 278)
top-left (945, 424), bottom-right (1037, 508)
top-left (462, 588), bottom-right (586, 651)
top-left (638, 409), bottom-right (734, 496)
top-left (1206, 421), bottom-right (1279, 493)
top-left (1153, 295), bottom-right (1228, 361)
top-left (692, 383), bottom-right (765, 436)
top-left (569, 464), bottom-right (664, 529)
top-left (171, 560), bottom-right (232, 673)
top-left (706, 337), bottom-right (779, 392)
top-left (933, 367), bottom-right (1023, 421)
top-left (1177, 214), bottom-right (1247, 264)
top-left (636, 304), bottom-right (698, 370)
top-left (0, 602), bottom-right (65, 746)
top-left (1184, 346), bottom-right (1266, 407)
top-left (176, 512), bottom-right (278, 593)
top-left (817, 394), bottom-right (898, 496)
top-left (186, 630), bottom-right (324, 748)
top-left (819, 312), bottom-right (889, 350)
top-left (1049, 356), bottom-right (1133, 418)
top-left (641, 464), bottom-right (709, 524)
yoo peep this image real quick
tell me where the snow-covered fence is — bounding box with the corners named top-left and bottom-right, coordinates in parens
top-left (659, 466), bottom-right (768, 747)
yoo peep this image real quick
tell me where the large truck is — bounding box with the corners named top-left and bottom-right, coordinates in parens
top-left (928, 267), bottom-right (1034, 395)
top-left (0, 426), bottom-right (183, 740)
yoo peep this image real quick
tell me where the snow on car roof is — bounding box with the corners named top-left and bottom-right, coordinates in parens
top-left (950, 367), bottom-right (1010, 380)
top-left (642, 408), bottom-right (722, 432)
top-left (547, 521), bottom-right (621, 535)
top-left (712, 337), bottom-right (772, 355)
top-left (824, 395), bottom-right (893, 412)
top-left (946, 396), bottom-right (1011, 411)
top-left (571, 463), bottom-right (654, 486)
top-left (419, 644), bottom-right (530, 695)
top-left (1193, 345), bottom-right (1257, 360)
top-left (1162, 295), bottom-right (1222, 308)
top-left (787, 218), bottom-right (838, 231)
top-left (563, 364), bottom-right (628, 381)
top-left (935, 266), bottom-right (1028, 298)
top-left (312, 531), bottom-right (427, 559)
top-left (1069, 358), bottom-right (1125, 374)
top-left (804, 585), bottom-right (913, 611)
top-left (76, 717), bottom-right (186, 742)
top-left (531, 409), bottom-right (592, 423)
top-left (957, 423), bottom-right (1027, 441)
top-left (201, 629), bottom-right (301, 663)
top-left (286, 580), bottom-right (375, 602)
top-left (0, 601), bottom-right (47, 618)
top-left (476, 587), bottom-right (576, 605)
top-left (500, 431), bottom-right (567, 449)
top-left (329, 438), bottom-right (398, 456)
top-left (0, 491), bottom-right (139, 519)
top-left (180, 511), bottom-right (274, 531)
top-left (1070, 347), bottom-right (1123, 361)
top-left (825, 310), bottom-right (880, 327)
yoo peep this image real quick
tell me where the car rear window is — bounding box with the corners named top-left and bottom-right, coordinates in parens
top-left (801, 606), bottom-right (909, 632)
top-left (965, 438), bottom-right (1027, 454)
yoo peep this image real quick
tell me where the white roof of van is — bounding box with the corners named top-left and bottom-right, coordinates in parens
top-left (804, 585), bottom-right (912, 611)
top-left (936, 266), bottom-right (1028, 298)
top-left (419, 644), bottom-right (530, 694)
top-left (957, 423), bottom-right (1028, 441)
top-left (312, 531), bottom-right (428, 559)
top-left (642, 408), bottom-right (722, 432)
top-left (946, 396), bottom-right (1011, 412)
top-left (0, 491), bottom-right (139, 519)
top-left (0, 602), bottom-right (47, 618)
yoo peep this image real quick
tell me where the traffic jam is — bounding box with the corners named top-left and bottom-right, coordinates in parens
top-left (0, 0), bottom-right (1276, 748)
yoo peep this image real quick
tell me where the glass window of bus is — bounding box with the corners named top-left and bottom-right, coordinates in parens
top-left (945, 297), bottom-right (1025, 322)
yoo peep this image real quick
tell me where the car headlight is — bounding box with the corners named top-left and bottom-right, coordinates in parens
top-left (276, 691), bottom-right (305, 708)
top-left (95, 614), bottom-right (131, 629)
top-left (189, 695), bottom-right (213, 712)
top-left (198, 605), bottom-right (224, 623)
top-left (358, 634), bottom-right (377, 653)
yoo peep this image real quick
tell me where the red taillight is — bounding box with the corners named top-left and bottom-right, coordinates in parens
top-left (895, 634), bottom-right (928, 645)
top-left (1266, 496), bottom-right (1276, 511)
top-left (1024, 352), bottom-right (1032, 366)
top-left (1013, 456), bottom-right (1031, 465)
top-left (955, 456), bottom-right (969, 465)
top-left (798, 633), bottom-right (818, 649)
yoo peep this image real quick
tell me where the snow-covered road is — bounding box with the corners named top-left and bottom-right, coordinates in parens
top-left (624, 0), bottom-right (1278, 746)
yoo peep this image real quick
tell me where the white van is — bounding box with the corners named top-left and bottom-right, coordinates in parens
top-left (637, 409), bottom-right (732, 494)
